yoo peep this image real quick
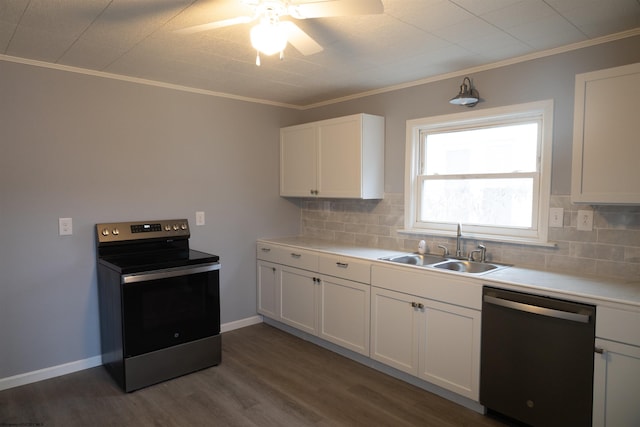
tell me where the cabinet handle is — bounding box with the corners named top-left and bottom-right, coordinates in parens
top-left (261, 247), bottom-right (271, 252)
top-left (336, 262), bottom-right (349, 268)
top-left (417, 303), bottom-right (424, 309)
top-left (310, 189), bottom-right (319, 195)
top-left (411, 302), bottom-right (417, 308)
top-left (594, 347), bottom-right (605, 354)
top-left (290, 253), bottom-right (302, 258)
top-left (272, 267), bottom-right (276, 273)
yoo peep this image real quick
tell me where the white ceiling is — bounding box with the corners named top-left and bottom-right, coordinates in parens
top-left (1, 0), bottom-right (639, 107)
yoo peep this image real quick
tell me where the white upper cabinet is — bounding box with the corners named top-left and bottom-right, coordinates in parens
top-left (572, 62), bottom-right (640, 204)
top-left (280, 113), bottom-right (385, 199)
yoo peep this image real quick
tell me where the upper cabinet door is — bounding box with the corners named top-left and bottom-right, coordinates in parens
top-left (318, 116), bottom-right (363, 198)
top-left (280, 124), bottom-right (317, 197)
top-left (572, 63), bottom-right (640, 205)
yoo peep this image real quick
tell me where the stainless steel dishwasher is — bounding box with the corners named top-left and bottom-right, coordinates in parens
top-left (480, 286), bottom-right (596, 427)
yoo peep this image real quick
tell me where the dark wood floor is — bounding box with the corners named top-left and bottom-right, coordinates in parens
top-left (0, 323), bottom-right (508, 426)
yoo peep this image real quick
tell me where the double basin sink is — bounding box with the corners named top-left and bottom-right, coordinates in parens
top-left (379, 253), bottom-right (511, 275)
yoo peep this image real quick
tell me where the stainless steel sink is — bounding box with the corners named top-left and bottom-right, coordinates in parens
top-left (379, 252), bottom-right (511, 275)
top-left (432, 260), bottom-right (510, 274)
top-left (380, 253), bottom-right (447, 266)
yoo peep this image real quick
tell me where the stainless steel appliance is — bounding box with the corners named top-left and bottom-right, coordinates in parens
top-left (480, 286), bottom-right (596, 426)
top-left (96, 219), bottom-right (220, 392)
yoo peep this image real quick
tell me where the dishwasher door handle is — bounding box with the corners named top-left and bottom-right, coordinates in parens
top-left (483, 295), bottom-right (591, 323)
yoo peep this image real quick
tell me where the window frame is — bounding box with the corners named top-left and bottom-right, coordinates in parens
top-left (403, 100), bottom-right (554, 246)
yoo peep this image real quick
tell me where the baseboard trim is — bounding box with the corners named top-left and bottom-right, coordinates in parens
top-left (221, 315), bottom-right (263, 333)
top-left (0, 316), bottom-right (264, 392)
top-left (0, 356), bottom-right (103, 392)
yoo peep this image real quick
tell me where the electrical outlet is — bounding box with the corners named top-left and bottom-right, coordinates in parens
top-left (196, 211), bottom-right (205, 226)
top-left (549, 208), bottom-right (564, 228)
top-left (59, 217), bottom-right (73, 236)
top-left (577, 210), bottom-right (593, 231)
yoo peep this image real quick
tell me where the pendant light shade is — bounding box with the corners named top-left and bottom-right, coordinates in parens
top-left (450, 77), bottom-right (479, 107)
top-left (250, 20), bottom-right (288, 56)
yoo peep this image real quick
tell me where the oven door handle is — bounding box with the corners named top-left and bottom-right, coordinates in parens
top-left (122, 263), bottom-right (220, 284)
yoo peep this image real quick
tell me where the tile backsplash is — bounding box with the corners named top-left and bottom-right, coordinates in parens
top-left (300, 193), bottom-right (640, 281)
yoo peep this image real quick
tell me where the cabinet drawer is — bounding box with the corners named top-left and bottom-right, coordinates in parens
top-left (256, 243), bottom-right (282, 263)
top-left (257, 243), bottom-right (318, 271)
top-left (278, 248), bottom-right (318, 271)
top-left (596, 306), bottom-right (640, 346)
top-left (318, 254), bottom-right (370, 284)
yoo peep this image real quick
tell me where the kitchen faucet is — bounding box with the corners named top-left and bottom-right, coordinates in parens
top-left (455, 223), bottom-right (463, 258)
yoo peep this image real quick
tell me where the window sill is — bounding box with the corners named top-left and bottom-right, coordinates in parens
top-left (397, 228), bottom-right (558, 248)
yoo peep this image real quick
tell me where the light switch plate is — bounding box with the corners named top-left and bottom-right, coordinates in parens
top-left (59, 217), bottom-right (73, 235)
top-left (549, 208), bottom-right (564, 228)
top-left (196, 211), bottom-right (205, 226)
top-left (577, 210), bottom-right (593, 231)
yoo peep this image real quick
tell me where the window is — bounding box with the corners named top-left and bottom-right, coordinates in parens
top-left (404, 100), bottom-right (553, 245)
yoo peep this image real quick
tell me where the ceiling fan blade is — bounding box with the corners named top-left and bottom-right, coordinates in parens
top-left (175, 16), bottom-right (254, 34)
top-left (281, 21), bottom-right (323, 56)
top-left (291, 0), bottom-right (383, 19)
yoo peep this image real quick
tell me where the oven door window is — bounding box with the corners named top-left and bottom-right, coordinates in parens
top-left (122, 269), bottom-right (220, 357)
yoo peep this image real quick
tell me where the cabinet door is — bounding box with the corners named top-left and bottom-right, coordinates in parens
top-left (419, 300), bottom-right (481, 400)
top-left (317, 116), bottom-right (362, 198)
top-left (279, 265), bottom-right (318, 334)
top-left (572, 63), bottom-right (640, 204)
top-left (257, 260), bottom-right (279, 319)
top-left (280, 124), bottom-right (317, 197)
top-left (370, 287), bottom-right (419, 375)
top-left (593, 338), bottom-right (640, 427)
top-left (318, 275), bottom-right (370, 356)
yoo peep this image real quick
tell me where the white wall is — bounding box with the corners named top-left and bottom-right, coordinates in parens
top-left (0, 60), bottom-right (301, 380)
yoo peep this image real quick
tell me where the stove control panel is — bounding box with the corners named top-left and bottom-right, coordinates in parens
top-left (96, 219), bottom-right (190, 244)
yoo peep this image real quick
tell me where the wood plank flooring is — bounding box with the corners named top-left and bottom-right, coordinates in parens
top-left (0, 323), bottom-right (508, 426)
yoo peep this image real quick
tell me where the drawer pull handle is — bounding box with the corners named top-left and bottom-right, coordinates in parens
top-left (291, 253), bottom-right (302, 258)
top-left (411, 302), bottom-right (417, 308)
top-left (261, 247), bottom-right (271, 252)
top-left (336, 262), bottom-right (349, 268)
top-left (594, 347), bottom-right (605, 354)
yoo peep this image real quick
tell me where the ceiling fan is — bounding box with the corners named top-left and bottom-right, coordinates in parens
top-left (176, 0), bottom-right (384, 65)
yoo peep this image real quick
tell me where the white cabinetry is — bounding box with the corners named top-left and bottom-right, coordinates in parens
top-left (593, 306), bottom-right (640, 426)
top-left (371, 264), bottom-right (481, 401)
top-left (572, 62), bottom-right (640, 204)
top-left (317, 254), bottom-right (371, 355)
top-left (256, 242), bottom-right (371, 356)
top-left (280, 113), bottom-right (384, 199)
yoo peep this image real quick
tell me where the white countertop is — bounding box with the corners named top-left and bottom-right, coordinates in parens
top-left (258, 236), bottom-right (640, 310)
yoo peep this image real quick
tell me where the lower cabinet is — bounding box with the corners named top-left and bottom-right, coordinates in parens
top-left (257, 260), bottom-right (279, 319)
top-left (592, 306), bottom-right (640, 426)
top-left (256, 246), bottom-right (371, 357)
top-left (593, 339), bottom-right (640, 427)
top-left (371, 286), bottom-right (481, 400)
top-left (280, 265), bottom-right (317, 334)
top-left (318, 274), bottom-right (370, 355)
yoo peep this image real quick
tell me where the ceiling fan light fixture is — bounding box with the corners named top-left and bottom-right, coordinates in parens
top-left (250, 20), bottom-right (288, 57)
top-left (450, 77), bottom-right (479, 107)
